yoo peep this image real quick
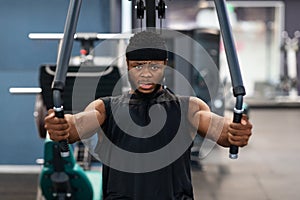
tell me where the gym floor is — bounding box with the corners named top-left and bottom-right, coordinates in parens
top-left (0, 108), bottom-right (299, 200)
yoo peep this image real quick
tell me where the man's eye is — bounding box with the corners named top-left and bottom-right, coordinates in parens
top-left (134, 65), bottom-right (143, 69)
top-left (150, 65), bottom-right (160, 70)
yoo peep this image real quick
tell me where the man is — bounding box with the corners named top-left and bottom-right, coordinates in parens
top-left (45, 31), bottom-right (252, 199)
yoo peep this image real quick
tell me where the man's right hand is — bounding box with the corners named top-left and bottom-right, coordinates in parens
top-left (44, 109), bottom-right (70, 142)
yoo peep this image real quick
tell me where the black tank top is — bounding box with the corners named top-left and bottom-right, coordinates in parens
top-left (97, 89), bottom-right (195, 200)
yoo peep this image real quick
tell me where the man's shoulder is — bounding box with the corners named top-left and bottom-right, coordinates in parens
top-left (99, 94), bottom-right (126, 104)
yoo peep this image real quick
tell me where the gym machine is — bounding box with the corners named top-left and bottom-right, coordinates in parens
top-left (36, 0), bottom-right (246, 199)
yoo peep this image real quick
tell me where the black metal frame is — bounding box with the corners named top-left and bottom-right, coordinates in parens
top-left (135, 0), bottom-right (166, 29)
top-left (213, 0), bottom-right (246, 159)
top-left (48, 0), bottom-right (83, 199)
top-left (52, 0), bottom-right (82, 158)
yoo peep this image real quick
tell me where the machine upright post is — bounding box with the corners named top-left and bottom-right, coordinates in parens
top-left (213, 0), bottom-right (246, 159)
top-left (52, 0), bottom-right (83, 157)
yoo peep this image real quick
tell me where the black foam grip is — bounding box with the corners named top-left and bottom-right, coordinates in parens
top-left (55, 110), bottom-right (64, 118)
top-left (229, 111), bottom-right (243, 158)
top-left (229, 145), bottom-right (239, 155)
top-left (54, 109), bottom-right (70, 156)
top-left (233, 111), bottom-right (242, 123)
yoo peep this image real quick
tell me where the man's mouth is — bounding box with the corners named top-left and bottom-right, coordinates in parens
top-left (138, 82), bottom-right (155, 90)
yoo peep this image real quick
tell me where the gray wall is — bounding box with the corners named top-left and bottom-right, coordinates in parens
top-left (0, 0), bottom-right (110, 164)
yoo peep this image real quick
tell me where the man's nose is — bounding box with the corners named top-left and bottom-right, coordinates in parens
top-left (140, 66), bottom-right (152, 77)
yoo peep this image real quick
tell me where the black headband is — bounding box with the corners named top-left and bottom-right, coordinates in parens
top-left (126, 48), bottom-right (168, 61)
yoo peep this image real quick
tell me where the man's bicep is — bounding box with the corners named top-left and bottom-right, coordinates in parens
top-left (84, 99), bottom-right (107, 126)
top-left (188, 97), bottom-right (210, 135)
top-left (188, 96), bottom-right (210, 112)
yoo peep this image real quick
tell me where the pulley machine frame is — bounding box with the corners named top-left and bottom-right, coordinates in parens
top-left (45, 0), bottom-right (246, 199)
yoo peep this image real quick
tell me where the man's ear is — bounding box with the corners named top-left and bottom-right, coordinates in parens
top-left (126, 59), bottom-right (130, 70)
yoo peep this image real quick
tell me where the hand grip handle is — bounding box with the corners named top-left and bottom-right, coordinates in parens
top-left (54, 105), bottom-right (70, 157)
top-left (229, 107), bottom-right (244, 159)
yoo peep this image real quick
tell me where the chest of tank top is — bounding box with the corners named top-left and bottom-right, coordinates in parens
top-left (104, 94), bottom-right (184, 153)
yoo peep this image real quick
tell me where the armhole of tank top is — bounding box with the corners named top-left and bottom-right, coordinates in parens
top-left (100, 97), bottom-right (110, 109)
top-left (178, 96), bottom-right (190, 110)
top-left (99, 97), bottom-right (112, 121)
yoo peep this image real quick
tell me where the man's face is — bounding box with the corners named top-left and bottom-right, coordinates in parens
top-left (127, 60), bottom-right (166, 94)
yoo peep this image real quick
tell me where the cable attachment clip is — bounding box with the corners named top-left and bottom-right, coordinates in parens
top-left (136, 0), bottom-right (145, 19)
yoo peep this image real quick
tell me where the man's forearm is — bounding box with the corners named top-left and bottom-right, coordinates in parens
top-left (216, 117), bottom-right (231, 147)
top-left (64, 114), bottom-right (80, 143)
top-left (197, 111), bottom-right (231, 147)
